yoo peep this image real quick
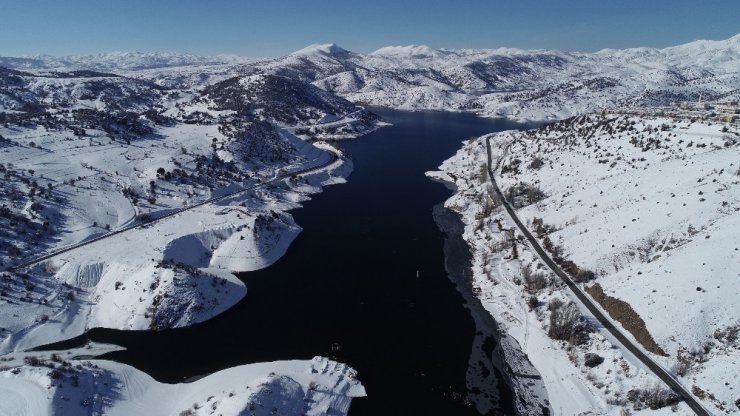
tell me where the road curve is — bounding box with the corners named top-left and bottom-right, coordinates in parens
top-left (7, 151), bottom-right (339, 272)
top-left (484, 137), bottom-right (711, 416)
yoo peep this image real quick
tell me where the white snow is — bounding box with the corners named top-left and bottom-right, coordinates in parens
top-left (291, 43), bottom-right (351, 57)
top-left (0, 350), bottom-right (364, 416)
top-left (431, 113), bottom-right (739, 414)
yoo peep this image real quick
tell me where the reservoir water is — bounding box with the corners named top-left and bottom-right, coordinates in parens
top-left (42, 109), bottom-right (533, 415)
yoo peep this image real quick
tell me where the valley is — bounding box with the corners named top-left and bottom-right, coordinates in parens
top-left (0, 33), bottom-right (738, 415)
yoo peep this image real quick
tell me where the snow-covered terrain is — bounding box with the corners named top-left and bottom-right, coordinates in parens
top-left (0, 60), bottom-right (376, 414)
top-left (430, 113), bottom-right (739, 414)
top-left (0, 51), bottom-right (255, 72)
top-left (247, 36), bottom-right (740, 122)
top-left (0, 344), bottom-right (364, 416)
top-left (4, 34), bottom-right (739, 123)
top-left (0, 67), bottom-right (373, 353)
top-left (1, 33), bottom-right (739, 415)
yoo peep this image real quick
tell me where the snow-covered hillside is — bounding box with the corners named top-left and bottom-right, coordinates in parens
top-left (4, 34), bottom-right (738, 123)
top-left (430, 114), bottom-right (739, 414)
top-left (0, 345), bottom-right (364, 416)
top-left (0, 57), bottom-right (377, 414)
top-left (245, 36), bottom-right (740, 121)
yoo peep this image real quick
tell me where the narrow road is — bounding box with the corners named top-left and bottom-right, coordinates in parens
top-left (484, 137), bottom-right (711, 416)
top-left (7, 151), bottom-right (338, 272)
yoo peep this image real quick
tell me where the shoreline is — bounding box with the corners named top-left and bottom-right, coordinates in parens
top-left (0, 137), bottom-right (355, 355)
top-left (434, 195), bottom-right (551, 415)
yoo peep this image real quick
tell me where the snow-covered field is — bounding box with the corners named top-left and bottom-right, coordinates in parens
top-left (430, 114), bottom-right (739, 414)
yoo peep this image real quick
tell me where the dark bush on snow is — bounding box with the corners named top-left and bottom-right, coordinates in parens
top-left (505, 182), bottom-right (546, 208)
top-left (584, 353), bottom-right (604, 367)
top-left (626, 385), bottom-right (680, 410)
top-left (574, 269), bottom-right (596, 283)
top-left (548, 301), bottom-right (592, 345)
top-left (529, 156), bottom-right (544, 170)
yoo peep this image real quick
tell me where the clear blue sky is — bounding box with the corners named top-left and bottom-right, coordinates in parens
top-left (1, 0), bottom-right (738, 57)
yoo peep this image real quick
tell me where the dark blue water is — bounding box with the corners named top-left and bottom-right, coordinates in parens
top-left (40, 109), bottom-right (531, 415)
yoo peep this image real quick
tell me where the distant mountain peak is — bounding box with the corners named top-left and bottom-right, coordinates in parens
top-left (291, 43), bottom-right (351, 57)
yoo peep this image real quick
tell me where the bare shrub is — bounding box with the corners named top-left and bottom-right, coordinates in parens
top-left (24, 356), bottom-right (41, 366)
top-left (531, 217), bottom-right (556, 237)
top-left (500, 157), bottom-right (522, 174)
top-left (560, 260), bottom-right (580, 276)
top-left (542, 236), bottom-right (563, 259)
top-left (476, 163), bottom-right (489, 184)
top-left (691, 385), bottom-right (706, 400)
top-left (505, 182), bottom-right (547, 208)
top-left (626, 384), bottom-right (680, 410)
top-left (584, 352), bottom-right (604, 367)
top-left (475, 195), bottom-right (496, 220)
top-left (574, 269), bottom-right (596, 283)
top-left (523, 266), bottom-right (548, 294)
top-left (714, 324), bottom-right (739, 345)
top-left (548, 301), bottom-right (591, 345)
top-left (548, 298), bottom-right (563, 311)
top-left (529, 156), bottom-right (544, 170)
top-left (672, 350), bottom-right (691, 377)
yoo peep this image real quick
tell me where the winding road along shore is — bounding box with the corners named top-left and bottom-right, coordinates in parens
top-left (485, 136), bottom-right (711, 416)
top-left (6, 150), bottom-right (339, 272)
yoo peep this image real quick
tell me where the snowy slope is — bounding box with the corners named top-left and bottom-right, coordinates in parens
top-left (245, 35), bottom-right (740, 121)
top-left (0, 57), bottom-right (374, 415)
top-left (431, 114), bottom-right (739, 414)
top-left (0, 62), bottom-right (376, 356)
top-left (0, 346), bottom-right (364, 416)
top-left (495, 115), bottom-right (739, 414)
top-left (0, 119), bottom-right (350, 353)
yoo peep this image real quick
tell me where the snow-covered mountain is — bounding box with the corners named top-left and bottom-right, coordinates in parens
top-left (234, 35), bottom-right (739, 121)
top-left (3, 34), bottom-right (738, 121)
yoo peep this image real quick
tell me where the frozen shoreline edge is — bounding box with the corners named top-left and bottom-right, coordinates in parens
top-left (432, 180), bottom-right (551, 415)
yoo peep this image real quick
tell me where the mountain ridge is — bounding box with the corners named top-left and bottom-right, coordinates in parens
top-left (2, 33), bottom-right (738, 72)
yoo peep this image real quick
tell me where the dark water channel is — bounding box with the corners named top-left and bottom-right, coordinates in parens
top-left (41, 109), bottom-right (534, 415)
